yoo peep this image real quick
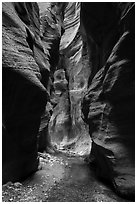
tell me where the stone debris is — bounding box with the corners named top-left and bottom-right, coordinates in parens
top-left (2, 154), bottom-right (128, 202)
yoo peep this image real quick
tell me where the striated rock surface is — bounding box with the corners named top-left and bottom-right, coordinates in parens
top-left (48, 2), bottom-right (91, 155)
top-left (2, 2), bottom-right (135, 201)
top-left (2, 2), bottom-right (62, 183)
top-left (37, 2), bottom-right (64, 152)
top-left (2, 2), bottom-right (45, 183)
top-left (81, 3), bottom-right (135, 200)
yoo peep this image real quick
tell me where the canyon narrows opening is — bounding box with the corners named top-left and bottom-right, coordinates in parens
top-left (2, 2), bottom-right (135, 202)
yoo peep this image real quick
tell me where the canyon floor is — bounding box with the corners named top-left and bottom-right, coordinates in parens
top-left (2, 152), bottom-right (128, 202)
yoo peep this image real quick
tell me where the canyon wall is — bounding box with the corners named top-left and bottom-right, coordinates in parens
top-left (48, 2), bottom-right (91, 155)
top-left (2, 2), bottom-right (63, 183)
top-left (81, 3), bottom-right (135, 200)
top-left (2, 2), bottom-right (135, 200)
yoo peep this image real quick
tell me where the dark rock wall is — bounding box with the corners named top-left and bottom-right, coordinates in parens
top-left (2, 2), bottom-right (62, 183)
top-left (81, 3), bottom-right (135, 199)
top-left (80, 3), bottom-right (121, 82)
top-left (2, 2), bottom-right (43, 183)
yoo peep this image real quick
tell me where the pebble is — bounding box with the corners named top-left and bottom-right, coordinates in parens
top-left (14, 182), bottom-right (22, 188)
top-left (3, 181), bottom-right (13, 188)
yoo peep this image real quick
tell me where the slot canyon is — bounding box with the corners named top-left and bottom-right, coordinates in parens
top-left (2, 2), bottom-right (135, 202)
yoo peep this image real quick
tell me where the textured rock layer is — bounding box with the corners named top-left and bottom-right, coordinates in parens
top-left (48, 2), bottom-right (91, 155)
top-left (2, 3), bottom-right (135, 200)
top-left (81, 3), bottom-right (135, 200)
top-left (2, 2), bottom-right (62, 183)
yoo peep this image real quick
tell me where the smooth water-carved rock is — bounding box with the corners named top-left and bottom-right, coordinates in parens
top-left (81, 3), bottom-right (135, 200)
top-left (3, 3), bottom-right (135, 201)
top-left (37, 3), bottom-right (64, 153)
top-left (49, 69), bottom-right (71, 149)
top-left (2, 2), bottom-right (46, 183)
top-left (80, 2), bottom-right (120, 82)
top-left (48, 2), bottom-right (91, 155)
top-left (2, 2), bottom-right (62, 183)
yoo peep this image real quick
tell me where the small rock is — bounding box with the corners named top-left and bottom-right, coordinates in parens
top-left (3, 181), bottom-right (13, 187)
top-left (14, 182), bottom-right (22, 188)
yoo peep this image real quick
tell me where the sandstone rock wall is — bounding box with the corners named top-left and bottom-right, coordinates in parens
top-left (37, 2), bottom-right (64, 152)
top-left (81, 3), bottom-right (135, 200)
top-left (2, 3), bottom-right (135, 200)
top-left (48, 2), bottom-right (91, 155)
top-left (2, 2), bottom-right (62, 183)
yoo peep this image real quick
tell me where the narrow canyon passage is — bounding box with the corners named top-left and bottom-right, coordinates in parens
top-left (2, 2), bottom-right (135, 202)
